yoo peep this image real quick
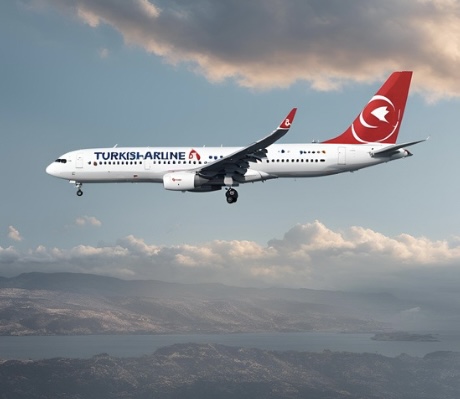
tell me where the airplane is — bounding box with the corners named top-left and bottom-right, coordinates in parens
top-left (46, 71), bottom-right (426, 204)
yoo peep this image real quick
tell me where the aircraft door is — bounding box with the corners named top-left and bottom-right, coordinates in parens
top-left (338, 147), bottom-right (346, 165)
top-left (76, 153), bottom-right (84, 168)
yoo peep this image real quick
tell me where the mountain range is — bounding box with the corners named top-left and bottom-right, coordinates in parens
top-left (0, 272), bottom-right (431, 336)
top-left (1, 343), bottom-right (459, 399)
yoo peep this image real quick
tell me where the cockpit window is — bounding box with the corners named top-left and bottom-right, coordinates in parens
top-left (55, 159), bottom-right (67, 163)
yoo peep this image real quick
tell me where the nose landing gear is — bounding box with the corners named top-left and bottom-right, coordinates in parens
top-left (75, 182), bottom-right (83, 197)
top-left (225, 188), bottom-right (238, 204)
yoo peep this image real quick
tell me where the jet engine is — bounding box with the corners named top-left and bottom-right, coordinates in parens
top-left (163, 172), bottom-right (208, 191)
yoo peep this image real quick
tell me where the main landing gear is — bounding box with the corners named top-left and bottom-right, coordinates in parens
top-left (225, 188), bottom-right (238, 204)
top-left (75, 182), bottom-right (83, 197)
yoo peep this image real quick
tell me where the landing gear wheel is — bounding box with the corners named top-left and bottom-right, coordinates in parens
top-left (225, 188), bottom-right (238, 204)
top-left (227, 188), bottom-right (237, 198)
top-left (75, 182), bottom-right (83, 197)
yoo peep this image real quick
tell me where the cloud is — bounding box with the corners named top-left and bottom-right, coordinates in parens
top-left (7, 226), bottom-right (23, 242)
top-left (0, 246), bottom-right (20, 262)
top-left (98, 47), bottom-right (109, 59)
top-left (75, 216), bottom-right (102, 227)
top-left (401, 307), bottom-right (421, 314)
top-left (2, 221), bottom-right (460, 296)
top-left (37, 0), bottom-right (460, 98)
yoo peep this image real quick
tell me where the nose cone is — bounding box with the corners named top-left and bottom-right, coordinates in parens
top-left (46, 162), bottom-right (58, 177)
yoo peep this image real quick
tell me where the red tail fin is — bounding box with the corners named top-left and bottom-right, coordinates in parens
top-left (323, 71), bottom-right (412, 144)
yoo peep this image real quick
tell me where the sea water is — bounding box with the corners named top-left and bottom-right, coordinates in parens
top-left (0, 332), bottom-right (459, 360)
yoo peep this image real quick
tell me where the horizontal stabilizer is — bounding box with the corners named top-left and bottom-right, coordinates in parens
top-left (370, 138), bottom-right (428, 157)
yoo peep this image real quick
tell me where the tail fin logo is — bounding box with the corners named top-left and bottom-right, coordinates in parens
top-left (322, 71), bottom-right (412, 145)
top-left (352, 95), bottom-right (400, 143)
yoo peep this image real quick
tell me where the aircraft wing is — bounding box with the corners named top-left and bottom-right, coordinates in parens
top-left (197, 108), bottom-right (297, 180)
top-left (370, 138), bottom-right (428, 157)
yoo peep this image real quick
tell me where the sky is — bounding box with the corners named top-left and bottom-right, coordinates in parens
top-left (1, 0), bottom-right (460, 297)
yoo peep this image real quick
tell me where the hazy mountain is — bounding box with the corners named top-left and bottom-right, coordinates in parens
top-left (1, 343), bottom-right (459, 399)
top-left (0, 272), bottom-right (442, 335)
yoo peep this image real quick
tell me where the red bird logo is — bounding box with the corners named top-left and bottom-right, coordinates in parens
top-left (189, 149), bottom-right (201, 160)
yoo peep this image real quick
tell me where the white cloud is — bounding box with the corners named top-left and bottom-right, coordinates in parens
top-left (98, 47), bottom-right (109, 59)
top-left (401, 307), bottom-right (421, 314)
top-left (7, 226), bottom-right (23, 242)
top-left (2, 221), bottom-right (460, 295)
top-left (77, 6), bottom-right (101, 27)
top-left (0, 246), bottom-right (20, 262)
top-left (36, 0), bottom-right (460, 98)
top-left (75, 216), bottom-right (102, 227)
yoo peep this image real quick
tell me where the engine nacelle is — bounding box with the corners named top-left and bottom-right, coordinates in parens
top-left (163, 172), bottom-right (207, 191)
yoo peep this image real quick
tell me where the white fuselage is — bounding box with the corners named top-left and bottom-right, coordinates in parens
top-left (45, 73), bottom-right (423, 203)
top-left (46, 142), bottom-right (408, 186)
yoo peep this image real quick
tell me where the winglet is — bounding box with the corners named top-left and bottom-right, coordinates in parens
top-left (198, 107), bottom-right (298, 177)
top-left (279, 108), bottom-right (297, 130)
